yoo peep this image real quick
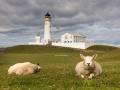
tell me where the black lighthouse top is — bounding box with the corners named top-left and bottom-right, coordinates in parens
top-left (45, 12), bottom-right (51, 18)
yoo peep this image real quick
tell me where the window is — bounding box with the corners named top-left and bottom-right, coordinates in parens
top-left (65, 35), bottom-right (68, 39)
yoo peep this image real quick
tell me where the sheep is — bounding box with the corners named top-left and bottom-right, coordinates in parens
top-left (16, 63), bottom-right (41, 75)
top-left (8, 62), bottom-right (31, 74)
top-left (75, 54), bottom-right (102, 79)
top-left (8, 62), bottom-right (41, 75)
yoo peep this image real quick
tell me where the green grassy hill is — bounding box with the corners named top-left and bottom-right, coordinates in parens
top-left (4, 45), bottom-right (118, 54)
top-left (87, 45), bottom-right (118, 51)
top-left (4, 45), bottom-right (77, 54)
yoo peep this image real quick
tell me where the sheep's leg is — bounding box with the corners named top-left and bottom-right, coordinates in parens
top-left (81, 74), bottom-right (85, 78)
top-left (88, 73), bottom-right (95, 79)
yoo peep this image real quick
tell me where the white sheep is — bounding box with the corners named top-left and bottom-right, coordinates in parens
top-left (16, 63), bottom-right (41, 75)
top-left (75, 54), bottom-right (102, 79)
top-left (8, 62), bottom-right (31, 74)
top-left (8, 62), bottom-right (41, 75)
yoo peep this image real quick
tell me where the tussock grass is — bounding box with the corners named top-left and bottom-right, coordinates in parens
top-left (0, 45), bottom-right (120, 90)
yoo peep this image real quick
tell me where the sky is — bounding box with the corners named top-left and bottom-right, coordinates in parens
top-left (0, 0), bottom-right (120, 47)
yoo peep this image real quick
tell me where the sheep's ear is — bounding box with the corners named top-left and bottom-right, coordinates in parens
top-left (80, 54), bottom-right (85, 60)
top-left (92, 54), bottom-right (97, 60)
top-left (37, 63), bottom-right (40, 66)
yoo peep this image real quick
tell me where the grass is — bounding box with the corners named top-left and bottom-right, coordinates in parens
top-left (87, 45), bottom-right (118, 51)
top-left (0, 45), bottom-right (120, 90)
top-left (4, 45), bottom-right (78, 54)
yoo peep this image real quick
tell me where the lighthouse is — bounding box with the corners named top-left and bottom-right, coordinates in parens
top-left (44, 12), bottom-right (51, 44)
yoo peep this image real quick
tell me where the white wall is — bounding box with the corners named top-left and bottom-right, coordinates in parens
top-left (52, 42), bottom-right (101, 49)
top-left (52, 42), bottom-right (86, 49)
top-left (29, 41), bottom-right (100, 49)
top-left (35, 36), bottom-right (40, 43)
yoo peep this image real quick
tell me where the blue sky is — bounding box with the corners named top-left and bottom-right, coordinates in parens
top-left (0, 0), bottom-right (120, 47)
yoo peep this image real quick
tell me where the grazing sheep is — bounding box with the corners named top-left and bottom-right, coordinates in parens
top-left (75, 54), bottom-right (102, 79)
top-left (8, 62), bottom-right (41, 75)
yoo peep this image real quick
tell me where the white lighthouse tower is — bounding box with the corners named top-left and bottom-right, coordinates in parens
top-left (44, 12), bottom-right (51, 44)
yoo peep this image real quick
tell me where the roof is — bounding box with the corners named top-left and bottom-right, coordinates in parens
top-left (45, 12), bottom-right (51, 19)
top-left (45, 12), bottom-right (51, 16)
top-left (65, 33), bottom-right (86, 38)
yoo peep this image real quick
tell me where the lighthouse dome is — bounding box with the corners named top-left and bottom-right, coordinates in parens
top-left (45, 12), bottom-right (51, 18)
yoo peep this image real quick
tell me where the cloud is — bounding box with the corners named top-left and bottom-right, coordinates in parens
top-left (0, 0), bottom-right (120, 47)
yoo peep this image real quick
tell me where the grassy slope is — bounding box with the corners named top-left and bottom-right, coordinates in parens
top-left (87, 45), bottom-right (118, 51)
top-left (0, 45), bottom-right (120, 90)
top-left (4, 45), bottom-right (78, 54)
top-left (4, 45), bottom-right (118, 53)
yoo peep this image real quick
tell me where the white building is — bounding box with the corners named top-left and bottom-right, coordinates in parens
top-left (61, 33), bottom-right (86, 43)
top-left (52, 33), bottom-right (100, 49)
top-left (29, 12), bottom-right (101, 49)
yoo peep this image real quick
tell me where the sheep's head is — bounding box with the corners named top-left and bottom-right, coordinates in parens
top-left (37, 63), bottom-right (42, 72)
top-left (80, 54), bottom-right (97, 69)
